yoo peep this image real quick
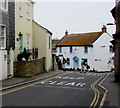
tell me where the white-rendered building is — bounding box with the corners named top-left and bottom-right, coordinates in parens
top-left (56, 27), bottom-right (114, 72)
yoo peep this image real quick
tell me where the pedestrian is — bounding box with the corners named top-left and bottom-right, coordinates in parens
top-left (108, 57), bottom-right (114, 72)
top-left (81, 58), bottom-right (85, 73)
top-left (61, 57), bottom-right (67, 71)
top-left (86, 64), bottom-right (90, 72)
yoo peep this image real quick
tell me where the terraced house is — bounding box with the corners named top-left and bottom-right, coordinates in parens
top-left (0, 0), bottom-right (15, 80)
top-left (56, 26), bottom-right (114, 72)
top-left (0, 0), bottom-right (52, 80)
top-left (14, 0), bottom-right (34, 61)
top-left (14, 0), bottom-right (52, 72)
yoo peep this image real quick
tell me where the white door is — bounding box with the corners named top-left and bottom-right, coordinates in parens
top-left (0, 50), bottom-right (7, 80)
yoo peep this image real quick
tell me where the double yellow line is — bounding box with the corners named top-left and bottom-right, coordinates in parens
top-left (0, 72), bottom-right (69, 96)
top-left (90, 74), bottom-right (106, 108)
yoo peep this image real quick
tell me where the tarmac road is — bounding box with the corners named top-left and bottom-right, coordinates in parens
top-left (2, 71), bottom-right (107, 107)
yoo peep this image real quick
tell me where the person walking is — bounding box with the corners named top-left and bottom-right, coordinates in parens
top-left (81, 58), bottom-right (85, 73)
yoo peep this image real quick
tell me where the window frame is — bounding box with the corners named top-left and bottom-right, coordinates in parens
top-left (0, 25), bottom-right (6, 49)
top-left (26, 33), bottom-right (31, 50)
top-left (84, 46), bottom-right (88, 54)
top-left (19, 2), bottom-right (22, 17)
top-left (49, 36), bottom-right (51, 49)
top-left (66, 58), bottom-right (70, 65)
top-left (109, 45), bottom-right (113, 53)
top-left (70, 46), bottom-right (73, 53)
top-left (59, 47), bottom-right (62, 53)
top-left (0, 0), bottom-right (8, 11)
top-left (26, 3), bottom-right (31, 20)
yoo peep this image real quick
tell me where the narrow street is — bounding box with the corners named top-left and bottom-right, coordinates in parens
top-left (2, 71), bottom-right (108, 107)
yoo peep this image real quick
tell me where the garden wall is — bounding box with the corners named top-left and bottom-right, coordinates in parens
top-left (14, 58), bottom-right (44, 77)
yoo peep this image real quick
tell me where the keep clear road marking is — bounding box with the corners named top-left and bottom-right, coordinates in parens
top-left (40, 75), bottom-right (86, 88)
top-left (40, 80), bottom-right (86, 87)
top-left (0, 72), bottom-right (70, 96)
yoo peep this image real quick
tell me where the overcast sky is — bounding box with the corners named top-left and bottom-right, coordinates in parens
top-left (33, 1), bottom-right (115, 39)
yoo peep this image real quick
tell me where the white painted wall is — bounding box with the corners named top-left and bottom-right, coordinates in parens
top-left (92, 33), bottom-right (114, 71)
top-left (7, 48), bottom-right (14, 78)
top-left (56, 33), bottom-right (114, 71)
top-left (0, 50), bottom-right (7, 80)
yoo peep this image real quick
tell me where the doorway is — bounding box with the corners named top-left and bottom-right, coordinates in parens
top-left (73, 56), bottom-right (79, 70)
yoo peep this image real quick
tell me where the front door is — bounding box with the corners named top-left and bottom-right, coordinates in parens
top-left (19, 35), bottom-right (23, 53)
top-left (73, 56), bottom-right (79, 70)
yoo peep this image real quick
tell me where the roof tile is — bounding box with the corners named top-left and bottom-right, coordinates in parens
top-left (57, 32), bottom-right (103, 46)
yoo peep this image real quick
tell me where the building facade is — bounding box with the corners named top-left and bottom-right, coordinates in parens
top-left (111, 0), bottom-right (120, 82)
top-left (0, 0), bottom-right (15, 80)
top-left (33, 21), bottom-right (52, 72)
top-left (14, 0), bottom-right (34, 61)
top-left (56, 27), bottom-right (114, 72)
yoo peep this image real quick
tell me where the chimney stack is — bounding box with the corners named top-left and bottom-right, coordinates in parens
top-left (102, 25), bottom-right (107, 33)
top-left (65, 30), bottom-right (68, 35)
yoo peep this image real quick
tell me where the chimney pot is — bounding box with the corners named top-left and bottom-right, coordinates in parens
top-left (102, 25), bottom-right (107, 33)
top-left (65, 30), bottom-right (68, 35)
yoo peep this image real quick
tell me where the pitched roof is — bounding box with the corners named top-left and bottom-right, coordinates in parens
top-left (56, 32), bottom-right (103, 46)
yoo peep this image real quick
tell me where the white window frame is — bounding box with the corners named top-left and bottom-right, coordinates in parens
top-left (26, 3), bottom-right (30, 20)
top-left (0, 0), bottom-right (8, 11)
top-left (19, 2), bottom-right (22, 17)
top-left (26, 33), bottom-right (30, 50)
top-left (0, 25), bottom-right (6, 49)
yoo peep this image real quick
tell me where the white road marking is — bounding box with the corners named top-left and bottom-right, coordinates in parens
top-left (40, 80), bottom-right (86, 87)
top-left (56, 76), bottom-right (84, 80)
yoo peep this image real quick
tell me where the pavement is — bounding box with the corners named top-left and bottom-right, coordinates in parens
top-left (0, 70), bottom-right (120, 107)
top-left (102, 72), bottom-right (120, 107)
top-left (0, 70), bottom-right (63, 90)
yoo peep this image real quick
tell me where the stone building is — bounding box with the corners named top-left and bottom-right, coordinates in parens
top-left (111, 0), bottom-right (120, 82)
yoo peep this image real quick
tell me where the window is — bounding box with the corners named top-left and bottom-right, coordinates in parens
top-left (109, 45), bottom-right (113, 53)
top-left (70, 46), bottom-right (72, 53)
top-left (84, 46), bottom-right (88, 54)
top-left (66, 58), bottom-right (70, 65)
top-left (49, 36), bottom-right (51, 49)
top-left (59, 47), bottom-right (62, 53)
top-left (0, 25), bottom-right (6, 49)
top-left (26, 3), bottom-right (30, 19)
top-left (27, 33), bottom-right (30, 50)
top-left (19, 2), bottom-right (22, 16)
top-left (0, 0), bottom-right (7, 10)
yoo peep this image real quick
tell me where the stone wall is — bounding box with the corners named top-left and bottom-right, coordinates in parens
top-left (14, 58), bottom-right (44, 77)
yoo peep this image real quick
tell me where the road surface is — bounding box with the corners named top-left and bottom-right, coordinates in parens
top-left (2, 71), bottom-right (107, 107)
